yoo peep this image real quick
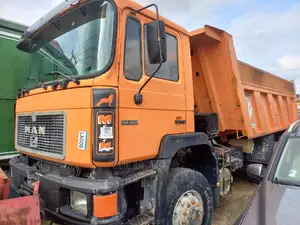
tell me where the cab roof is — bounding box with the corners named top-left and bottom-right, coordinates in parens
top-left (0, 17), bottom-right (28, 33)
top-left (115, 0), bottom-right (189, 35)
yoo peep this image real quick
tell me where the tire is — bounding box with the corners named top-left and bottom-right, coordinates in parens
top-left (165, 168), bottom-right (214, 225)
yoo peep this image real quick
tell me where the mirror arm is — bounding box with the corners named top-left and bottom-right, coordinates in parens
top-left (132, 4), bottom-right (163, 105)
top-left (138, 60), bottom-right (163, 94)
top-left (131, 4), bottom-right (159, 21)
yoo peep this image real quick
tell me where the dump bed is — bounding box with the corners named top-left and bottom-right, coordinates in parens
top-left (189, 26), bottom-right (297, 139)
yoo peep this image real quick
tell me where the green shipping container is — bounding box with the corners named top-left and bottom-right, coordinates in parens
top-left (0, 18), bottom-right (30, 161)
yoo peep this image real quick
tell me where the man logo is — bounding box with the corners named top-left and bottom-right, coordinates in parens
top-left (96, 94), bottom-right (114, 107)
top-left (24, 126), bottom-right (46, 135)
top-left (99, 141), bottom-right (113, 152)
top-left (98, 115), bottom-right (112, 125)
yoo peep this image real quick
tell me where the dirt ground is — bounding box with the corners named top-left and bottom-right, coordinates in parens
top-left (213, 172), bottom-right (258, 225)
top-left (42, 172), bottom-right (257, 225)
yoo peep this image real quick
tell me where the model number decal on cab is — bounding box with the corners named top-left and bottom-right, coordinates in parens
top-left (78, 131), bottom-right (88, 150)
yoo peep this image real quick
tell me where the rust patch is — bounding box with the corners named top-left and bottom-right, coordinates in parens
top-left (0, 195), bottom-right (40, 225)
top-left (0, 207), bottom-right (30, 225)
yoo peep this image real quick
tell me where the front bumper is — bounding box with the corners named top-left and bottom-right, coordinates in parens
top-left (9, 156), bottom-right (126, 225)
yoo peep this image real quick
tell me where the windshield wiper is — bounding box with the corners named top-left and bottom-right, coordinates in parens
top-left (27, 77), bottom-right (47, 90)
top-left (45, 71), bottom-right (80, 85)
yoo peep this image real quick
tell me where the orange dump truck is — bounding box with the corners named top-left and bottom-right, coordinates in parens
top-left (4, 0), bottom-right (297, 224)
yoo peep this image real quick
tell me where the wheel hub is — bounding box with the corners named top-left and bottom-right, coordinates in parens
top-left (172, 190), bottom-right (204, 225)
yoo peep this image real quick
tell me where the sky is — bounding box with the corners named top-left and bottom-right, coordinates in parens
top-left (1, 0), bottom-right (300, 92)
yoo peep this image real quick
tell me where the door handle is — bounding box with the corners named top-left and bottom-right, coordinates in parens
top-left (175, 117), bottom-right (186, 125)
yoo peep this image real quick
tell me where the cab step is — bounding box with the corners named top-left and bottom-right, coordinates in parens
top-left (124, 214), bottom-right (154, 225)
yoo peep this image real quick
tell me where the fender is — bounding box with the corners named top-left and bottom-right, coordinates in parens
top-left (154, 132), bottom-right (213, 224)
top-left (157, 132), bottom-right (212, 159)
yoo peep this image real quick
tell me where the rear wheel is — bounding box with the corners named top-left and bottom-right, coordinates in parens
top-left (165, 168), bottom-right (213, 225)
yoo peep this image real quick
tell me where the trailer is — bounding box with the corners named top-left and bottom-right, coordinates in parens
top-left (2, 1), bottom-right (298, 224)
top-left (0, 18), bottom-right (29, 163)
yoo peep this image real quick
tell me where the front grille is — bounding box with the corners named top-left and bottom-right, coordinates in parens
top-left (16, 112), bottom-right (66, 159)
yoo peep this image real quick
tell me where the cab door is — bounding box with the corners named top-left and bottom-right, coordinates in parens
top-left (118, 9), bottom-right (186, 163)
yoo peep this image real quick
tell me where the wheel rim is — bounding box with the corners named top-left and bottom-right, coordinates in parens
top-left (172, 190), bottom-right (204, 225)
top-left (219, 168), bottom-right (232, 197)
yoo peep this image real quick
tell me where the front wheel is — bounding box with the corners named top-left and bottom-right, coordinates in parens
top-left (165, 168), bottom-right (214, 225)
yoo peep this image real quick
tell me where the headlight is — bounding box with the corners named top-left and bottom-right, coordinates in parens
top-left (70, 191), bottom-right (87, 215)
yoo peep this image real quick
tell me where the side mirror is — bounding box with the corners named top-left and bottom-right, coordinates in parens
top-left (247, 164), bottom-right (263, 178)
top-left (145, 20), bottom-right (167, 64)
top-left (17, 38), bottom-right (33, 52)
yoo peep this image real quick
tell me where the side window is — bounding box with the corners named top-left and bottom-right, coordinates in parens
top-left (124, 17), bottom-right (142, 81)
top-left (144, 28), bottom-right (179, 81)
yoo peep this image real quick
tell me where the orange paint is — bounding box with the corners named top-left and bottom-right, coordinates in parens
top-left (93, 193), bottom-right (118, 218)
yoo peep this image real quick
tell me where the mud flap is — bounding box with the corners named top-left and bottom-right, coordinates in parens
top-left (0, 168), bottom-right (41, 225)
top-left (245, 134), bottom-right (275, 164)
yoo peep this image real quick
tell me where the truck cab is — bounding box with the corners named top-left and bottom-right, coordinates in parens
top-left (14, 0), bottom-right (194, 167)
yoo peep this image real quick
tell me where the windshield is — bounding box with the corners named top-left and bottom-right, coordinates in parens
top-left (24, 0), bottom-right (115, 89)
top-left (274, 138), bottom-right (300, 185)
